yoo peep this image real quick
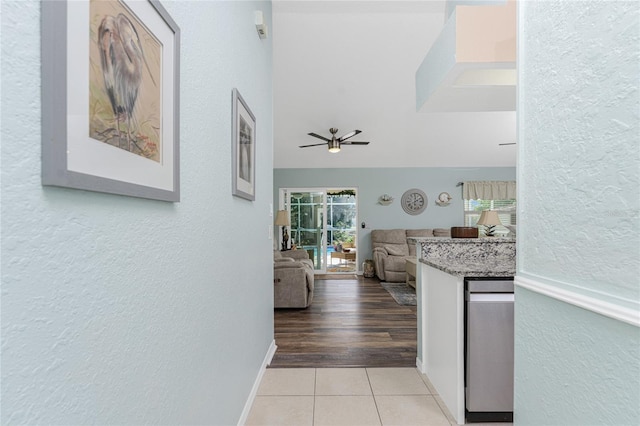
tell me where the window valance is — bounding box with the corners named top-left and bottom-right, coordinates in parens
top-left (463, 181), bottom-right (516, 200)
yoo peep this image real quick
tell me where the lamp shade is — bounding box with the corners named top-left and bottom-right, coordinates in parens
top-left (477, 210), bottom-right (502, 226)
top-left (274, 210), bottom-right (290, 226)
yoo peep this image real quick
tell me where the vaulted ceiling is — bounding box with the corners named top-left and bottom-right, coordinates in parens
top-left (272, 0), bottom-right (517, 169)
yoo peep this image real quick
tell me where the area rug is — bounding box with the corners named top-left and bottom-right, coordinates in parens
top-left (380, 282), bottom-right (416, 306)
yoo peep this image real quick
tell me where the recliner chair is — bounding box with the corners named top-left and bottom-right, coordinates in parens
top-left (273, 250), bottom-right (315, 308)
top-left (371, 228), bottom-right (450, 282)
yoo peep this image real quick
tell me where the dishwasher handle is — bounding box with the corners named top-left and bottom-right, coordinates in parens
top-left (468, 293), bottom-right (514, 302)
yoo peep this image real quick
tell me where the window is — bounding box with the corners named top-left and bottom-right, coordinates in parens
top-left (464, 199), bottom-right (516, 235)
top-left (462, 181), bottom-right (516, 236)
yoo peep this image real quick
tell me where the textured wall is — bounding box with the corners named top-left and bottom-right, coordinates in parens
top-left (274, 167), bottom-right (516, 263)
top-left (515, 287), bottom-right (640, 425)
top-left (518, 0), bottom-right (640, 306)
top-left (1, 1), bottom-right (273, 424)
top-left (516, 1), bottom-right (640, 425)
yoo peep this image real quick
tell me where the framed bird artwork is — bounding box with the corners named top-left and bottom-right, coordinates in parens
top-left (41, 0), bottom-right (181, 202)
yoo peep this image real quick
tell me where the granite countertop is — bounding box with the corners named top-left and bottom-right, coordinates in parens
top-left (408, 236), bottom-right (515, 243)
top-left (421, 257), bottom-right (516, 278)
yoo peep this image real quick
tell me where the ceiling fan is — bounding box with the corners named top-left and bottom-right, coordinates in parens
top-left (299, 128), bottom-right (370, 153)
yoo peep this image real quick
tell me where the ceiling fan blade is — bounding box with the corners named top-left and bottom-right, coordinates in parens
top-left (299, 142), bottom-right (328, 148)
top-left (307, 132), bottom-right (331, 142)
top-left (341, 141), bottom-right (370, 145)
top-left (338, 130), bottom-right (361, 142)
top-left (499, 143), bottom-right (516, 146)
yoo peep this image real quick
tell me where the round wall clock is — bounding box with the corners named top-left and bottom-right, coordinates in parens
top-left (401, 188), bottom-right (428, 215)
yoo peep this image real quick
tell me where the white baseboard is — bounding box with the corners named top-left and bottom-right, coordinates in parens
top-left (416, 357), bottom-right (426, 374)
top-left (237, 340), bottom-right (277, 426)
top-left (515, 275), bottom-right (640, 327)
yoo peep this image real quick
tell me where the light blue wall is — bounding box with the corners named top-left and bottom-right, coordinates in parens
top-left (1, 1), bottom-right (273, 424)
top-left (516, 1), bottom-right (640, 424)
top-left (515, 287), bottom-right (640, 425)
top-left (274, 167), bottom-right (515, 263)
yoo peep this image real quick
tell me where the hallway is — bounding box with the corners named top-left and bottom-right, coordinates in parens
top-left (253, 280), bottom-right (514, 424)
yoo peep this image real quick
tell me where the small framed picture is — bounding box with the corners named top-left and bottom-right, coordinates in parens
top-left (41, 0), bottom-right (181, 202)
top-left (231, 88), bottom-right (256, 201)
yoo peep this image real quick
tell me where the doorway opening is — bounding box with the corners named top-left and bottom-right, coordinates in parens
top-left (280, 188), bottom-right (358, 274)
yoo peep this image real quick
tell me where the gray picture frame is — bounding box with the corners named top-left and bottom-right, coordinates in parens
top-left (231, 88), bottom-right (256, 201)
top-left (41, 0), bottom-right (181, 202)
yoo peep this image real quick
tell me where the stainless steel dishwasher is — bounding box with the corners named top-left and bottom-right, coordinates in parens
top-left (465, 279), bottom-right (514, 423)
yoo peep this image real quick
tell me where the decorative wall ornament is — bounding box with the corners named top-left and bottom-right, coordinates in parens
top-left (41, 0), bottom-right (181, 202)
top-left (232, 88), bottom-right (256, 201)
top-left (436, 192), bottom-right (452, 206)
top-left (378, 194), bottom-right (394, 206)
top-left (401, 188), bottom-right (428, 215)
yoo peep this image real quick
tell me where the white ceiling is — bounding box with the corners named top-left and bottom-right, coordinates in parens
top-left (272, 0), bottom-right (517, 169)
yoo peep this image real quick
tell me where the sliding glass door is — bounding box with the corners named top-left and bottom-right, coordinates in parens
top-left (280, 188), bottom-right (358, 274)
top-left (286, 190), bottom-right (327, 272)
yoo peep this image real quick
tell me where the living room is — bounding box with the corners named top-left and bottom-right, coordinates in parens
top-left (2, 1), bottom-right (637, 425)
top-left (272, 0), bottom-right (517, 269)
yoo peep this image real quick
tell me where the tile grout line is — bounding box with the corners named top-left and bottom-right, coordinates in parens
top-left (365, 368), bottom-right (384, 425)
top-left (427, 394), bottom-right (453, 426)
top-left (419, 370), bottom-right (455, 425)
top-left (418, 369), bottom-right (455, 425)
top-left (312, 368), bottom-right (317, 426)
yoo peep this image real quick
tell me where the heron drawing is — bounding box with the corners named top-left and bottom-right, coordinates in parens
top-left (98, 13), bottom-right (155, 152)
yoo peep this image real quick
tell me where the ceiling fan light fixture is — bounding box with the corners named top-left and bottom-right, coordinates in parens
top-left (300, 128), bottom-right (368, 152)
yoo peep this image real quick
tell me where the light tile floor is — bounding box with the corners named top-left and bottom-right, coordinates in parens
top-left (245, 367), bottom-right (455, 426)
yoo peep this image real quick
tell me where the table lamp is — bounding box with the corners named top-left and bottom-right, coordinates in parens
top-left (274, 210), bottom-right (291, 250)
top-left (477, 210), bottom-right (502, 237)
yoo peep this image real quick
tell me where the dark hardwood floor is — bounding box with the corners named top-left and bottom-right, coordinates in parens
top-left (270, 276), bottom-right (417, 368)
